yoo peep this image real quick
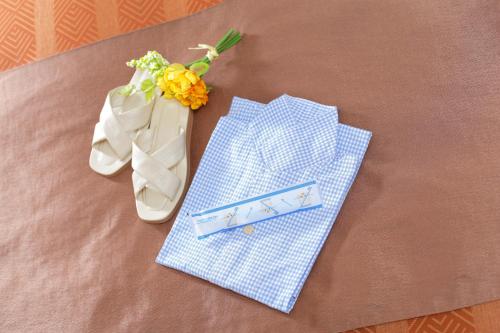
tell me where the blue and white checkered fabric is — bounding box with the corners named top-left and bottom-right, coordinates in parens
top-left (156, 94), bottom-right (372, 313)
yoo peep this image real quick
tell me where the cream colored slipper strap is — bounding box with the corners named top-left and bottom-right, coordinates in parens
top-left (132, 139), bottom-right (182, 201)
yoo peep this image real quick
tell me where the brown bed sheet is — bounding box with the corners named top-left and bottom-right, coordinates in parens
top-left (1, 0), bottom-right (500, 332)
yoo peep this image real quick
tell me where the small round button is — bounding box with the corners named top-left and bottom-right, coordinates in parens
top-left (243, 225), bottom-right (255, 235)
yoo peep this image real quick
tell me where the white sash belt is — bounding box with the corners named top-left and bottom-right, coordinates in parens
top-left (191, 180), bottom-right (323, 239)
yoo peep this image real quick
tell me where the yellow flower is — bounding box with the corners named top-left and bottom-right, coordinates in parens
top-left (157, 63), bottom-right (209, 110)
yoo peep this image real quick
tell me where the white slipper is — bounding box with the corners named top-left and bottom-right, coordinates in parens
top-left (89, 84), bottom-right (154, 176)
top-left (132, 97), bottom-right (192, 223)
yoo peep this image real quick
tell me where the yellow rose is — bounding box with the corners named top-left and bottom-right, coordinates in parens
top-left (157, 63), bottom-right (208, 110)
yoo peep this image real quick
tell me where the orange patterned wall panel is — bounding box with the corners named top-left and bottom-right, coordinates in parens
top-left (116, 0), bottom-right (166, 32)
top-left (408, 308), bottom-right (475, 333)
top-left (0, 0), bottom-right (36, 70)
top-left (345, 326), bottom-right (377, 333)
top-left (54, 0), bottom-right (98, 52)
top-left (186, 0), bottom-right (221, 13)
top-left (0, 0), bottom-right (222, 71)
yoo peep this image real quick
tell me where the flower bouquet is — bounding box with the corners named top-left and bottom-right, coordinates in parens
top-left (123, 28), bottom-right (242, 109)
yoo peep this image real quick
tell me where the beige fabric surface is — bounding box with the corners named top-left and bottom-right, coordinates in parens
top-left (1, 1), bottom-right (500, 332)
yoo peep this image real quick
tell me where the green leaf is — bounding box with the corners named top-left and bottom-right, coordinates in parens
top-left (189, 62), bottom-right (210, 76)
top-left (141, 79), bottom-right (155, 102)
top-left (119, 84), bottom-right (135, 96)
top-left (145, 90), bottom-right (154, 102)
top-left (141, 78), bottom-right (154, 91)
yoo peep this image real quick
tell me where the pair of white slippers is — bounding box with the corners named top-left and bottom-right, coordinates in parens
top-left (89, 70), bottom-right (192, 223)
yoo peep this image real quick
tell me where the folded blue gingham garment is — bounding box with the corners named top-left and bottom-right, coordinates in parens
top-left (156, 94), bottom-right (371, 313)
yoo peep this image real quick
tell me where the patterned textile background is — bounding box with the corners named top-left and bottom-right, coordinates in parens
top-left (1, 1), bottom-right (499, 332)
top-left (0, 0), bottom-right (221, 70)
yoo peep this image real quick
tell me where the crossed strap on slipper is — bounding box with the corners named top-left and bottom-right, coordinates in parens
top-left (90, 87), bottom-right (153, 176)
top-left (131, 98), bottom-right (192, 223)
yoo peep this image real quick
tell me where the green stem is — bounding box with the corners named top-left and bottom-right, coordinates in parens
top-left (184, 28), bottom-right (242, 69)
